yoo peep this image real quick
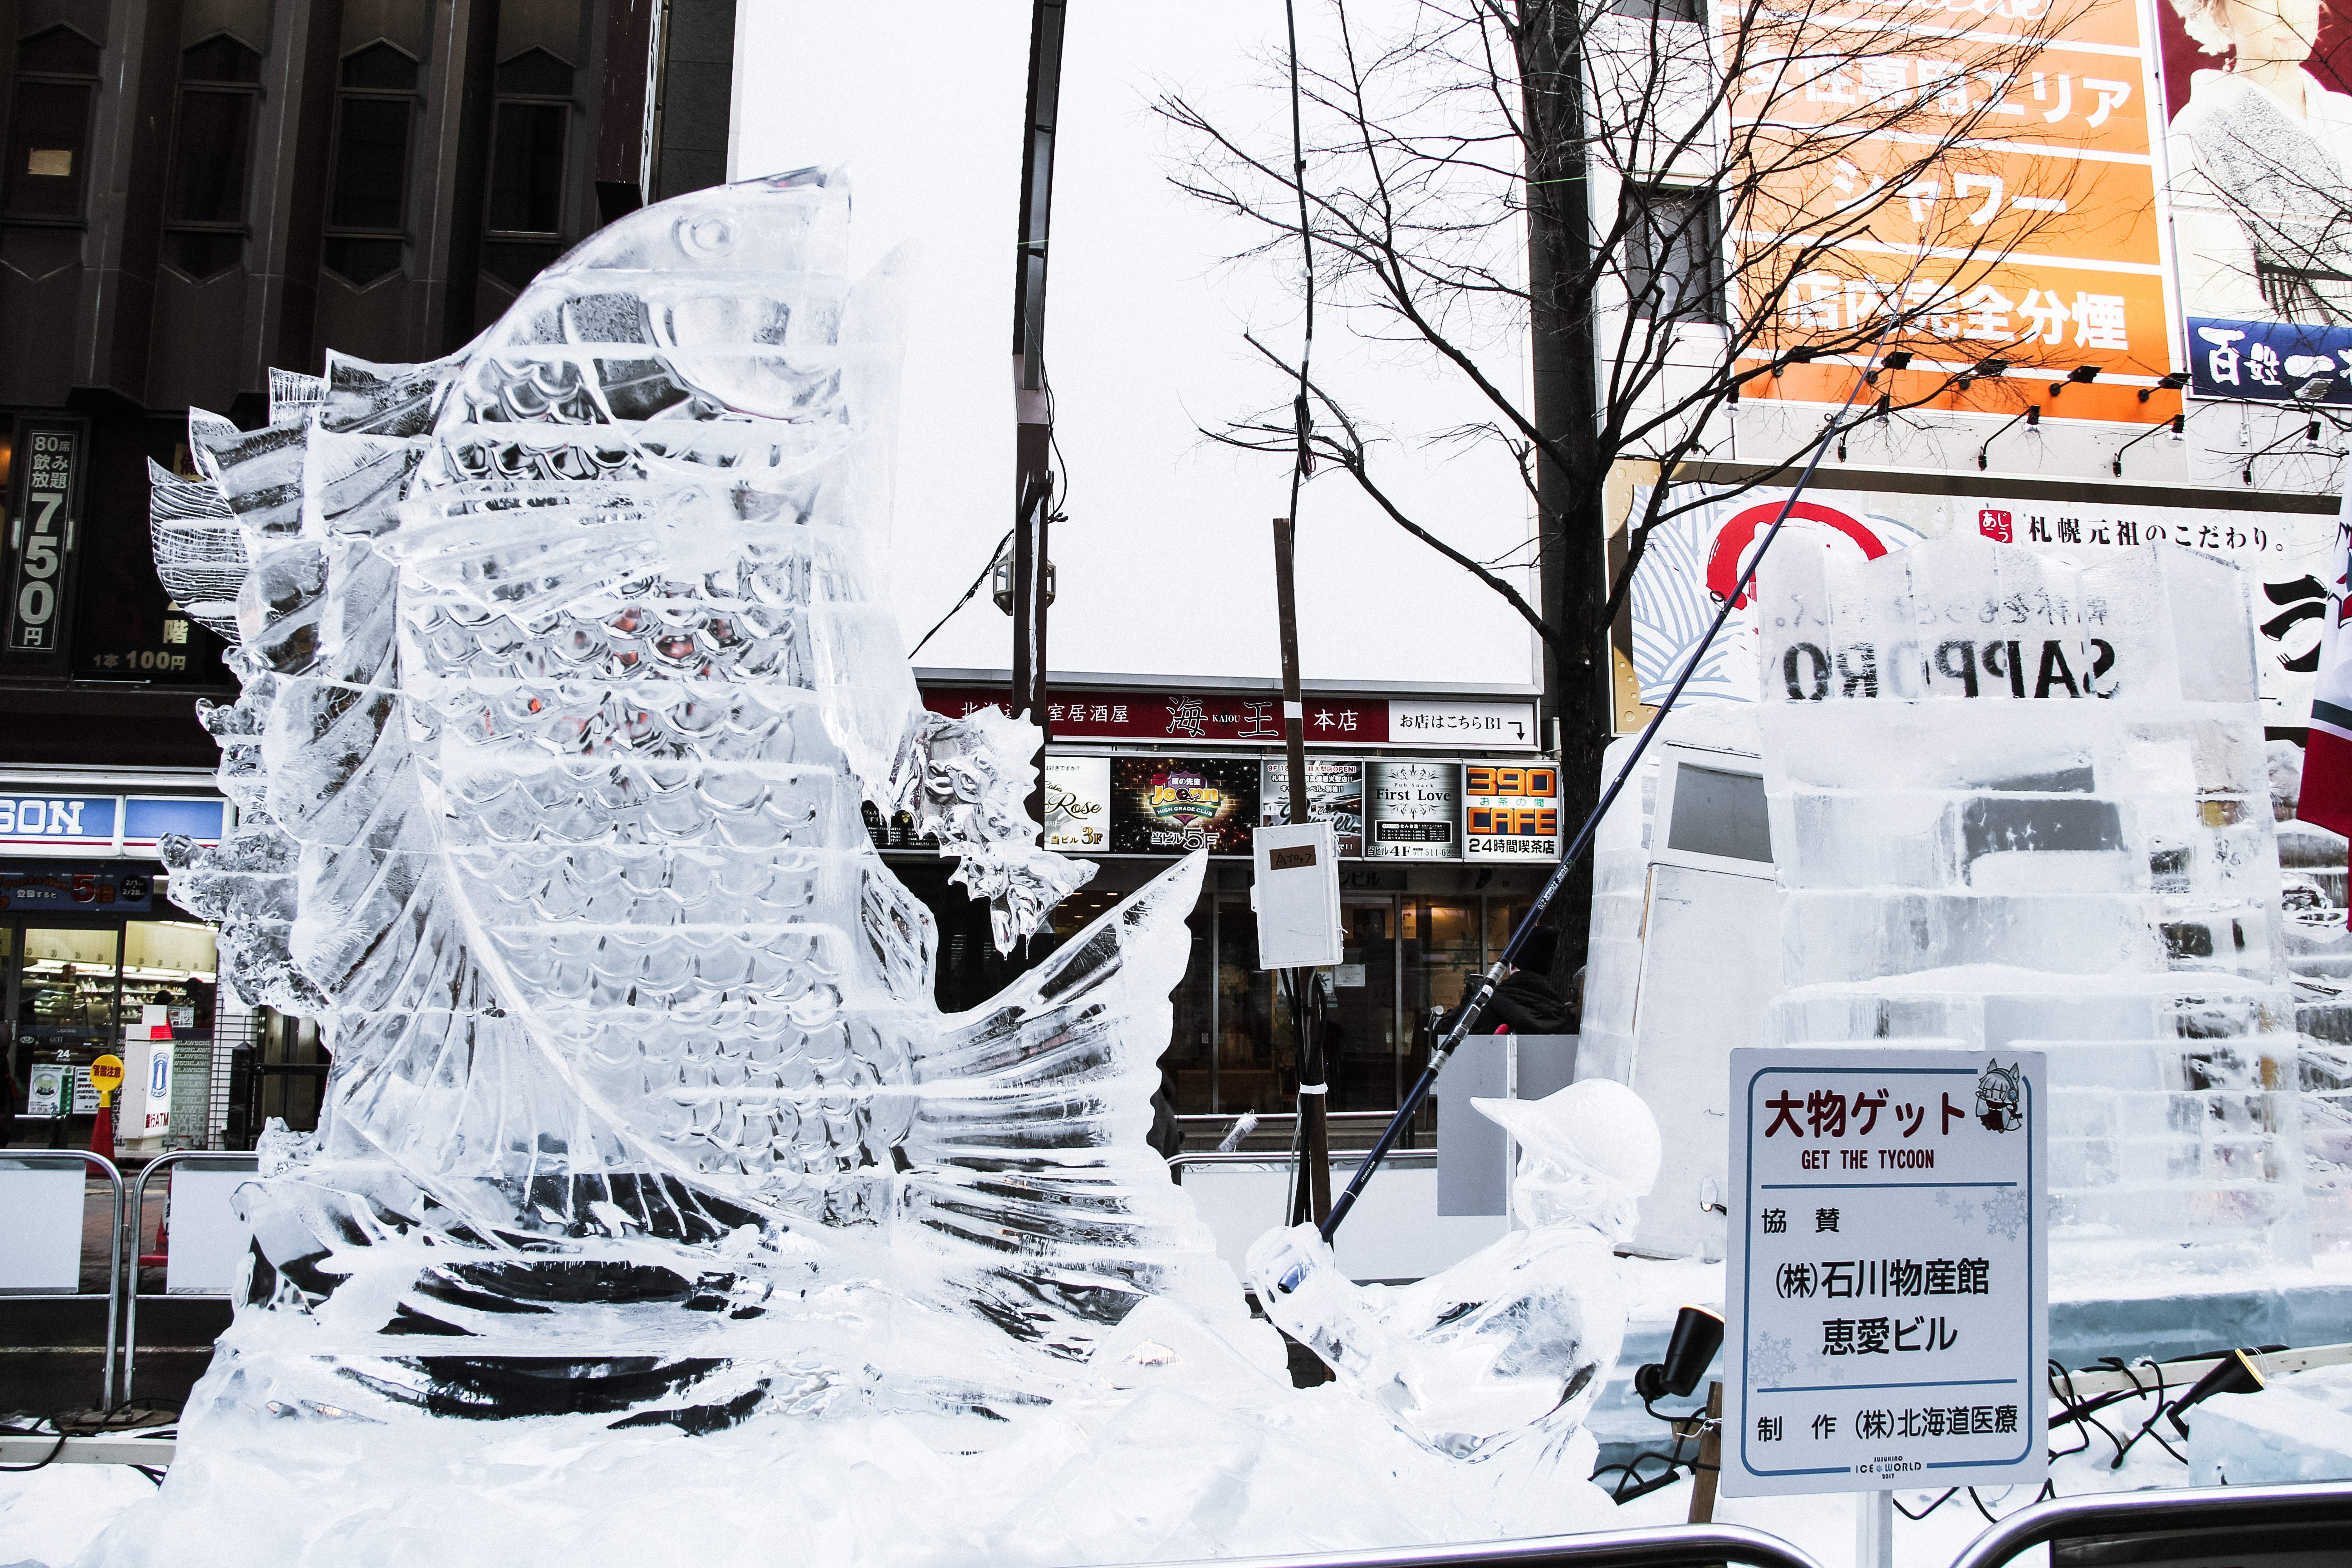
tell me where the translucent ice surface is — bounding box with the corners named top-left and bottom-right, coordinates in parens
top-left (103, 170), bottom-right (1618, 1565)
top-left (1250, 1083), bottom-right (1658, 1469)
top-left (2187, 1363), bottom-right (2352, 1484)
top-left (1755, 537), bottom-right (2316, 1274)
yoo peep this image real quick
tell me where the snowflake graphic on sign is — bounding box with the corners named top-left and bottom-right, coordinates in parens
top-left (1981, 1187), bottom-right (2029, 1242)
top-left (1750, 1331), bottom-right (1797, 1385)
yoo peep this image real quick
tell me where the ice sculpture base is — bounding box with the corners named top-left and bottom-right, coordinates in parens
top-left (93, 1300), bottom-right (1619, 1568)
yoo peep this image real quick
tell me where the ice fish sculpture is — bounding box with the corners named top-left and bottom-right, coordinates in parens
top-left (144, 167), bottom-right (1254, 1434)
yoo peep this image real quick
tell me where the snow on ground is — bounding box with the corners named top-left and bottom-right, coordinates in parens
top-left (0, 1463), bottom-right (157, 1568)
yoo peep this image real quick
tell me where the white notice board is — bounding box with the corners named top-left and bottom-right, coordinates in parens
top-left (1724, 1048), bottom-right (2047, 1497)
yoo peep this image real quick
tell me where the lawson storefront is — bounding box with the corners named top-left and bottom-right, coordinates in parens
top-left (0, 769), bottom-right (236, 1149)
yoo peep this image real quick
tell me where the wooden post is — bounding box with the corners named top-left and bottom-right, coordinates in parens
top-left (1686, 1379), bottom-right (1724, 1523)
top-left (1274, 517), bottom-right (1331, 1223)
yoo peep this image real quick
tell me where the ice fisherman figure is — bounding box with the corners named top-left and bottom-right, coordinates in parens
top-left (1247, 1079), bottom-right (1661, 1463)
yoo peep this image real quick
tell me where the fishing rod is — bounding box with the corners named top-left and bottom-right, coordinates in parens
top-left (1318, 336), bottom-right (1899, 1245)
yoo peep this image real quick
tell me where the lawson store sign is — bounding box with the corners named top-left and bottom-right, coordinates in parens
top-left (0, 794), bottom-right (229, 856)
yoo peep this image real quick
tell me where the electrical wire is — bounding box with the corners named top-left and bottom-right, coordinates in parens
top-left (906, 527), bottom-right (1014, 661)
top-left (906, 375), bottom-right (1070, 663)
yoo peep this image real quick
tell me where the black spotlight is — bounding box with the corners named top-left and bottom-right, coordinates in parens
top-left (1973, 356), bottom-right (2013, 378)
top-left (2050, 363), bottom-right (2101, 397)
top-left (2166, 1348), bottom-right (2265, 1437)
top-left (1882, 349), bottom-right (1916, 371)
top-left (2139, 370), bottom-right (2190, 402)
top-left (1635, 1305), bottom-right (1726, 1402)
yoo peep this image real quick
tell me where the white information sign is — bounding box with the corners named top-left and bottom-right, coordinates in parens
top-left (1251, 821), bottom-right (1342, 970)
top-left (1387, 698), bottom-right (1536, 750)
top-left (1725, 1048), bottom-right (2047, 1498)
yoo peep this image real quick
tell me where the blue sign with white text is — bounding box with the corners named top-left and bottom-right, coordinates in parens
top-left (2189, 318), bottom-right (2352, 407)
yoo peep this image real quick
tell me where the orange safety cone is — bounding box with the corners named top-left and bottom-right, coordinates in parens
top-left (89, 1088), bottom-right (114, 1164)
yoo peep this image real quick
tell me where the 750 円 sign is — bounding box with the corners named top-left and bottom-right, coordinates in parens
top-left (1723, 1049), bottom-right (2047, 1498)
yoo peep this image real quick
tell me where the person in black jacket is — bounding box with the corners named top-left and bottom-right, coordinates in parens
top-left (1438, 925), bottom-right (1578, 1038)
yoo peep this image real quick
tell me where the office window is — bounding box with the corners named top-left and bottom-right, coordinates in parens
top-left (3, 26), bottom-right (103, 222)
top-left (1622, 184), bottom-right (1723, 326)
top-left (482, 49), bottom-right (574, 291)
top-left (163, 36), bottom-right (264, 280)
top-left (323, 43), bottom-right (418, 287)
top-left (1609, 0), bottom-right (1704, 20)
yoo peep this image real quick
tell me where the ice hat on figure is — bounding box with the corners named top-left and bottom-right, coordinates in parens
top-left (1470, 1078), bottom-right (1661, 1236)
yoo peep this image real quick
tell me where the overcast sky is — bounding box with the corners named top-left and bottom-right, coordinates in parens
top-left (734, 2), bottom-right (1540, 692)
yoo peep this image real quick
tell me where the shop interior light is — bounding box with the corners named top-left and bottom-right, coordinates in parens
top-left (1634, 1305), bottom-right (1726, 1403)
top-left (2139, 371), bottom-right (2190, 401)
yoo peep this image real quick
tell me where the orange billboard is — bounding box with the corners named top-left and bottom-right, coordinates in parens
top-left (1726, 0), bottom-right (2180, 423)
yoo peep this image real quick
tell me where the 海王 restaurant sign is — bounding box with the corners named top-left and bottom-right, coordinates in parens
top-left (921, 688), bottom-right (1537, 750)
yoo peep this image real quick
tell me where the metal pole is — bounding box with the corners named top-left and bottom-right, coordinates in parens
top-left (1318, 339), bottom-right (1897, 1245)
top-left (1273, 517), bottom-right (1331, 1223)
top-left (22, 1152), bottom-right (126, 1411)
top-left (1010, 0), bottom-right (1066, 834)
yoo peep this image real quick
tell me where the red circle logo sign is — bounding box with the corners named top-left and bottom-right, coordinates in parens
top-left (1705, 501), bottom-right (1891, 610)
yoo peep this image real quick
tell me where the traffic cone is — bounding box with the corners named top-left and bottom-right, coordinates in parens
top-left (89, 1089), bottom-right (114, 1163)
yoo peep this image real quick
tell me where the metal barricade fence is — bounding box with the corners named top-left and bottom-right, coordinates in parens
top-left (1167, 1149), bottom-right (1441, 1179)
top-left (122, 1150), bottom-right (256, 1405)
top-left (1945, 1479), bottom-right (2352, 1568)
top-left (1130, 1481), bottom-right (2352, 1568)
top-left (0, 1150), bottom-right (123, 1410)
top-left (1137, 1524), bottom-right (1828, 1568)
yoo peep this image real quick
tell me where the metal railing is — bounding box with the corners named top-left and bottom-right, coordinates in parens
top-left (1, 1150), bottom-right (124, 1409)
top-left (1168, 1148), bottom-right (1439, 1181)
top-left (122, 1150), bottom-right (257, 1404)
top-left (1174, 1113), bottom-right (1404, 1127)
top-left (1114, 1481), bottom-right (2352, 1568)
top-left (1122, 1523), bottom-right (1826, 1568)
top-left (1947, 1479), bottom-right (2352, 1568)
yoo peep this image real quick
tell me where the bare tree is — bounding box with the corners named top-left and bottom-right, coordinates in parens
top-left (1162, 0), bottom-right (2098, 962)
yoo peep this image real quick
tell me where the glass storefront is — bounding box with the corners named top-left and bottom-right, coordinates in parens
top-left (908, 855), bottom-right (1554, 1122)
top-left (5, 908), bottom-right (219, 1142)
top-left (254, 1009), bottom-right (327, 1132)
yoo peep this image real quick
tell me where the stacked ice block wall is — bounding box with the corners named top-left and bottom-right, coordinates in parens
top-left (1755, 536), bottom-right (2312, 1275)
